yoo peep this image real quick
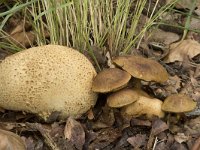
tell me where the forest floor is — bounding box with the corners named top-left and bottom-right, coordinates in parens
top-left (0, 0), bottom-right (200, 150)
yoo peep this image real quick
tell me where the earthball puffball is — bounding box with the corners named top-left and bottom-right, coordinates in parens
top-left (0, 45), bottom-right (97, 120)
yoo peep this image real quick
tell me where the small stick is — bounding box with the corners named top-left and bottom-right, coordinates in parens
top-left (152, 137), bottom-right (158, 150)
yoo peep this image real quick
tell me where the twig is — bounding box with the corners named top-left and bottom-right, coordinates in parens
top-left (152, 137), bottom-right (158, 150)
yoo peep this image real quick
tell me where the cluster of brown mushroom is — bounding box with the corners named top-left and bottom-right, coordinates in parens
top-left (92, 55), bottom-right (197, 119)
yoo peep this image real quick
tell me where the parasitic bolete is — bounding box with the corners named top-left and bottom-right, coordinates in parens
top-left (162, 94), bottom-right (197, 113)
top-left (0, 45), bottom-right (97, 120)
top-left (92, 68), bottom-right (131, 93)
top-left (107, 88), bottom-right (139, 108)
top-left (113, 55), bottom-right (168, 87)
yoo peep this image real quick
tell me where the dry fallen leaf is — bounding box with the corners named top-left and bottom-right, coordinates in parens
top-left (89, 128), bottom-right (121, 149)
top-left (166, 0), bottom-right (200, 9)
top-left (165, 75), bottom-right (181, 95)
top-left (106, 51), bottom-right (115, 68)
top-left (0, 129), bottom-right (26, 150)
top-left (188, 17), bottom-right (200, 31)
top-left (151, 118), bottom-right (169, 136)
top-left (8, 31), bottom-right (35, 47)
top-left (165, 39), bottom-right (200, 63)
top-left (171, 142), bottom-right (188, 150)
top-left (174, 133), bottom-right (190, 144)
top-left (195, 4), bottom-right (200, 16)
top-left (184, 116), bottom-right (200, 135)
top-left (127, 134), bottom-right (147, 148)
top-left (64, 117), bottom-right (85, 150)
top-left (147, 119), bottom-right (168, 149)
top-left (92, 106), bottom-right (115, 129)
top-left (148, 28), bottom-right (180, 45)
top-left (131, 118), bottom-right (152, 127)
top-left (192, 137), bottom-right (200, 150)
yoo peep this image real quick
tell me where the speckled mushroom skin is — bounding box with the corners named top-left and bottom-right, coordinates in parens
top-left (113, 55), bottom-right (169, 83)
top-left (0, 45), bottom-right (97, 120)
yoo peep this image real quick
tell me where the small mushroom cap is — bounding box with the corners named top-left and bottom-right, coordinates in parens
top-left (162, 94), bottom-right (197, 113)
top-left (92, 68), bottom-right (131, 93)
top-left (107, 88), bottom-right (151, 108)
top-left (113, 55), bottom-right (168, 83)
top-left (107, 88), bottom-right (139, 108)
top-left (121, 96), bottom-right (165, 119)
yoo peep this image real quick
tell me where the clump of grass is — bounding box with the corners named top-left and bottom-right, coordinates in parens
top-left (0, 0), bottom-right (179, 65)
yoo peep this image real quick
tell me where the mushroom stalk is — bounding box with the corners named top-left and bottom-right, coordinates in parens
top-left (134, 79), bottom-right (142, 89)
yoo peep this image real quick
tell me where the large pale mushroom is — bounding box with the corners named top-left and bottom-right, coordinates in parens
top-left (113, 55), bottom-right (169, 87)
top-left (0, 45), bottom-right (97, 120)
top-left (92, 68), bottom-right (131, 93)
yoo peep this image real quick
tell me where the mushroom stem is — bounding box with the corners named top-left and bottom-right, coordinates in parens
top-left (134, 79), bottom-right (142, 89)
top-left (176, 114), bottom-right (181, 120)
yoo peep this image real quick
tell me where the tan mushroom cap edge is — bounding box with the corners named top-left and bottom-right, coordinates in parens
top-left (92, 68), bottom-right (131, 93)
top-left (113, 55), bottom-right (169, 83)
top-left (107, 88), bottom-right (151, 108)
top-left (107, 88), bottom-right (139, 108)
top-left (162, 94), bottom-right (197, 113)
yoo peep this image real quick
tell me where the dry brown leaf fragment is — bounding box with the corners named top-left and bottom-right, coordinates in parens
top-left (166, 0), bottom-right (199, 9)
top-left (87, 109), bottom-right (95, 120)
top-left (189, 17), bottom-right (200, 31)
top-left (148, 28), bottom-right (180, 45)
top-left (131, 118), bottom-right (152, 127)
top-left (174, 133), bottom-right (190, 144)
top-left (127, 134), bottom-right (147, 148)
top-left (64, 117), bottom-right (85, 150)
top-left (165, 75), bottom-right (181, 94)
top-left (165, 39), bottom-right (200, 63)
top-left (192, 137), bottom-right (200, 150)
top-left (0, 129), bottom-right (26, 150)
top-left (184, 116), bottom-right (200, 135)
top-left (92, 106), bottom-right (115, 129)
top-left (8, 31), bottom-right (35, 47)
top-left (89, 128), bottom-right (121, 149)
top-left (151, 119), bottom-right (169, 136)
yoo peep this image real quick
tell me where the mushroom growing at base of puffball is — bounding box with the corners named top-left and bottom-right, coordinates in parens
top-left (107, 88), bottom-right (139, 108)
top-left (92, 68), bottom-right (131, 93)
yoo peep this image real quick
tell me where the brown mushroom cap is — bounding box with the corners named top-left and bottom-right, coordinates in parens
top-left (0, 45), bottom-right (97, 120)
top-left (121, 96), bottom-right (165, 119)
top-left (113, 55), bottom-right (168, 83)
top-left (92, 68), bottom-right (131, 93)
top-left (107, 88), bottom-right (151, 108)
top-left (162, 94), bottom-right (197, 113)
top-left (107, 88), bottom-right (139, 108)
